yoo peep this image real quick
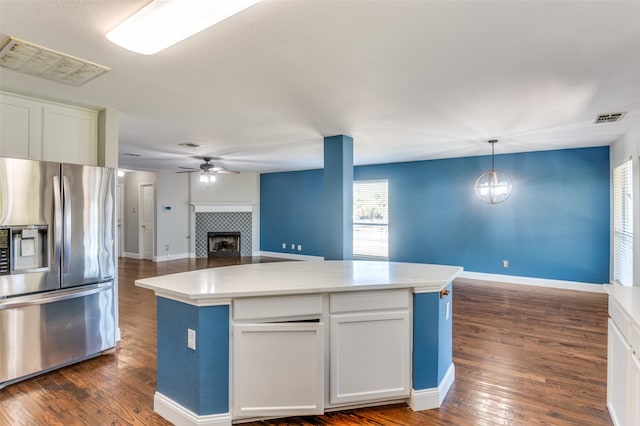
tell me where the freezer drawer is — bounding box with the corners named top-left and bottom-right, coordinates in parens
top-left (0, 282), bottom-right (116, 386)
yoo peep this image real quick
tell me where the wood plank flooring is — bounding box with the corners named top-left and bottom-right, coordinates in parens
top-left (0, 258), bottom-right (612, 425)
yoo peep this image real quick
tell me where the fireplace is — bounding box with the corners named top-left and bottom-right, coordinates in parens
top-left (208, 232), bottom-right (241, 257)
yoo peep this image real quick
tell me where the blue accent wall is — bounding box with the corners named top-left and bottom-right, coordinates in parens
top-left (324, 135), bottom-right (354, 260)
top-left (260, 169), bottom-right (324, 256)
top-left (157, 298), bottom-right (229, 415)
top-left (412, 292), bottom-right (438, 389)
top-left (260, 147), bottom-right (610, 283)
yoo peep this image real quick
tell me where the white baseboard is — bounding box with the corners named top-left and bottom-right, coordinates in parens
top-left (154, 253), bottom-right (191, 263)
top-left (258, 251), bottom-right (324, 261)
top-left (458, 271), bottom-right (606, 293)
top-left (154, 392), bottom-right (232, 426)
top-left (409, 363), bottom-right (455, 411)
top-left (123, 252), bottom-right (141, 259)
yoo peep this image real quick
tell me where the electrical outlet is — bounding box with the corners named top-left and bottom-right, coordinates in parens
top-left (445, 301), bottom-right (450, 320)
top-left (297, 245), bottom-right (302, 251)
top-left (282, 243), bottom-right (286, 249)
top-left (291, 243), bottom-right (295, 250)
top-left (164, 244), bottom-right (169, 251)
top-left (187, 328), bottom-right (196, 350)
top-left (502, 260), bottom-right (509, 269)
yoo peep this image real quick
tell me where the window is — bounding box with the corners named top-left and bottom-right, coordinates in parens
top-left (353, 179), bottom-right (388, 259)
top-left (613, 160), bottom-right (633, 286)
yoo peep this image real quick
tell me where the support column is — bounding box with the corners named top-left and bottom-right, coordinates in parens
top-left (323, 135), bottom-right (353, 260)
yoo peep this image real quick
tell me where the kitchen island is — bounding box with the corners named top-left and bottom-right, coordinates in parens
top-left (136, 260), bottom-right (462, 425)
top-left (605, 285), bottom-right (640, 426)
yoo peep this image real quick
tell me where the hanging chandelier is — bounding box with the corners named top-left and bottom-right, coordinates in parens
top-left (474, 139), bottom-right (512, 204)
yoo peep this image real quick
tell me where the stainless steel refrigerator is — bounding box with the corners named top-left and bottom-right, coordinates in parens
top-left (0, 157), bottom-right (117, 387)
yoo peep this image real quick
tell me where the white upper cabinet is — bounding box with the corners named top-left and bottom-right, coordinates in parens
top-left (0, 94), bottom-right (41, 160)
top-left (42, 104), bottom-right (97, 165)
top-left (0, 92), bottom-right (98, 165)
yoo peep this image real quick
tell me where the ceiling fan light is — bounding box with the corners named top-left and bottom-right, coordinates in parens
top-left (106, 0), bottom-right (262, 55)
top-left (199, 169), bottom-right (216, 184)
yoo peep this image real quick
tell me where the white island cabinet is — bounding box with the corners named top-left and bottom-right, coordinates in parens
top-left (606, 285), bottom-right (640, 426)
top-left (136, 260), bottom-right (462, 426)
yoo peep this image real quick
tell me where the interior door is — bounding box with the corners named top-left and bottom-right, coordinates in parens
top-left (140, 184), bottom-right (154, 261)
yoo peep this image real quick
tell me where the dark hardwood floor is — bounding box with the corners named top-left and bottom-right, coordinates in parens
top-left (0, 258), bottom-right (612, 425)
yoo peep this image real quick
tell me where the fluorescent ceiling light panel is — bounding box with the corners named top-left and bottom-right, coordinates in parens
top-left (106, 0), bottom-right (261, 55)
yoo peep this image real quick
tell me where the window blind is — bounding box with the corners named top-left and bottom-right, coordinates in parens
top-left (613, 160), bottom-right (633, 286)
top-left (353, 179), bottom-right (388, 259)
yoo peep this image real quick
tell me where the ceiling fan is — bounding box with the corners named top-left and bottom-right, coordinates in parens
top-left (177, 156), bottom-right (240, 174)
top-left (177, 156), bottom-right (239, 183)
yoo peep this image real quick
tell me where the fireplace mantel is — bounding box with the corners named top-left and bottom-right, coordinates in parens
top-left (191, 203), bottom-right (254, 213)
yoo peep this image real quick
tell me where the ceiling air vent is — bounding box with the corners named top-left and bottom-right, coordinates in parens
top-left (0, 37), bottom-right (111, 86)
top-left (594, 112), bottom-right (626, 124)
top-left (179, 142), bottom-right (203, 148)
top-left (122, 153), bottom-right (142, 157)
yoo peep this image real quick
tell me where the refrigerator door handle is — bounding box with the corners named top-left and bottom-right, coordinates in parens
top-left (62, 176), bottom-right (71, 274)
top-left (53, 175), bottom-right (62, 275)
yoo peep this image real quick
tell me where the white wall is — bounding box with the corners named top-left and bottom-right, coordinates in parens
top-left (610, 123), bottom-right (640, 286)
top-left (155, 171), bottom-right (190, 261)
top-left (189, 172), bottom-right (260, 255)
top-left (190, 172), bottom-right (259, 203)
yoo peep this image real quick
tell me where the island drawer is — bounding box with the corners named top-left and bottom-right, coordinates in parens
top-left (609, 297), bottom-right (631, 341)
top-left (330, 289), bottom-right (410, 314)
top-left (631, 324), bottom-right (640, 356)
top-left (234, 294), bottom-right (323, 322)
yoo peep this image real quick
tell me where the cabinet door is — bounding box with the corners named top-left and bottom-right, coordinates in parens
top-left (233, 322), bottom-right (324, 419)
top-left (608, 319), bottom-right (632, 426)
top-left (330, 311), bottom-right (411, 405)
top-left (632, 353), bottom-right (640, 426)
top-left (42, 104), bottom-right (97, 165)
top-left (0, 94), bottom-right (41, 159)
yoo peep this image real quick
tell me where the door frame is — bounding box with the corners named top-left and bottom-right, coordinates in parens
top-left (117, 183), bottom-right (124, 258)
top-left (138, 183), bottom-right (155, 261)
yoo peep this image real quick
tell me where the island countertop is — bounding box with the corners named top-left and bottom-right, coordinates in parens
top-left (135, 260), bottom-right (463, 302)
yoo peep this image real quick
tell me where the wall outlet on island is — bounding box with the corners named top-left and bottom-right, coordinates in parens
top-left (502, 260), bottom-right (509, 269)
top-left (297, 245), bottom-right (302, 251)
top-left (187, 328), bottom-right (196, 350)
top-left (282, 243), bottom-right (286, 249)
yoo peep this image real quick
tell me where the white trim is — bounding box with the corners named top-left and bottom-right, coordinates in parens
top-left (115, 327), bottom-right (122, 342)
top-left (191, 203), bottom-right (254, 213)
top-left (258, 251), bottom-right (324, 261)
top-left (154, 252), bottom-right (191, 262)
top-left (156, 293), bottom-right (232, 307)
top-left (154, 392), bottom-right (231, 426)
top-left (123, 251), bottom-right (141, 260)
top-left (409, 363), bottom-right (455, 411)
top-left (458, 271), bottom-right (606, 293)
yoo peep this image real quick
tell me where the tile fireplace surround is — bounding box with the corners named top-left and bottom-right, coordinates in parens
top-left (194, 211), bottom-right (252, 257)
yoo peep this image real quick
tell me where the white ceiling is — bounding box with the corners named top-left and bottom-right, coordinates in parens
top-left (1, 0), bottom-right (639, 173)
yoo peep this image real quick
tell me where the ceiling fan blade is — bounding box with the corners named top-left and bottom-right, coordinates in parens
top-left (215, 169), bottom-right (240, 174)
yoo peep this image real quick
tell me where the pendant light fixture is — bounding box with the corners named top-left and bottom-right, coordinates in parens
top-left (474, 139), bottom-right (512, 204)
